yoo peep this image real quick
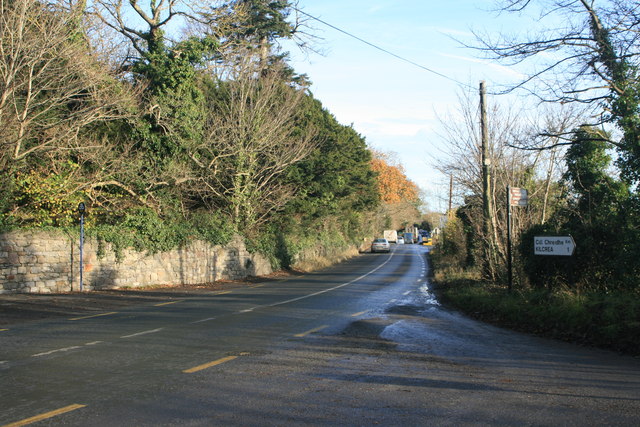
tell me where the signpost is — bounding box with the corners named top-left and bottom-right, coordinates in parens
top-left (534, 236), bottom-right (576, 256)
top-left (507, 186), bottom-right (528, 291)
top-left (78, 202), bottom-right (86, 291)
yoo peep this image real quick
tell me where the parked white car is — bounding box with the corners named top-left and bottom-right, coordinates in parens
top-left (397, 237), bottom-right (405, 245)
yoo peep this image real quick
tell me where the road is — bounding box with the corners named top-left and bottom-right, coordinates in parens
top-left (1, 244), bottom-right (639, 426)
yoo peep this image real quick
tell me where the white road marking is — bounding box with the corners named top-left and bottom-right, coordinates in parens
top-left (32, 346), bottom-right (82, 357)
top-left (30, 341), bottom-right (104, 359)
top-left (265, 252), bottom-right (396, 309)
top-left (191, 317), bottom-right (217, 324)
top-left (120, 328), bottom-right (163, 339)
top-left (192, 251), bottom-right (397, 323)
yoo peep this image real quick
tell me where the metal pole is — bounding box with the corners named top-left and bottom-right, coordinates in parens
top-left (79, 212), bottom-right (84, 291)
top-left (507, 186), bottom-right (513, 291)
top-left (78, 203), bottom-right (85, 292)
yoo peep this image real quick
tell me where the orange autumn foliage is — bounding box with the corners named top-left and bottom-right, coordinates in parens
top-left (370, 152), bottom-right (420, 204)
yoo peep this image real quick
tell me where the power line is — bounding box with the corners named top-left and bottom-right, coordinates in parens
top-left (293, 7), bottom-right (475, 89)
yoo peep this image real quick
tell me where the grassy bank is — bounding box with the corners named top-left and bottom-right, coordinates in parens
top-left (432, 259), bottom-right (640, 356)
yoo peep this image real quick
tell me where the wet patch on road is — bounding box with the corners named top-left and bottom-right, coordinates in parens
top-left (385, 304), bottom-right (424, 316)
top-left (335, 318), bottom-right (397, 351)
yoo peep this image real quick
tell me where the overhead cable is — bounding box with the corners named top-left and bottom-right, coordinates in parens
top-left (293, 7), bottom-right (475, 89)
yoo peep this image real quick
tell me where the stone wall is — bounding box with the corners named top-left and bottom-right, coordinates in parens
top-left (0, 231), bottom-right (272, 294)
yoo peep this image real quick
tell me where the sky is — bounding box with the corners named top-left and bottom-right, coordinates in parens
top-left (280, 1), bottom-right (540, 212)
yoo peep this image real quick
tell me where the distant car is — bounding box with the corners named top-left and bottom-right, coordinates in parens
top-left (420, 236), bottom-right (432, 246)
top-left (397, 237), bottom-right (405, 245)
top-left (371, 238), bottom-right (391, 253)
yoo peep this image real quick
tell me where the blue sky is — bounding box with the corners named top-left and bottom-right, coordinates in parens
top-left (282, 1), bottom-right (539, 211)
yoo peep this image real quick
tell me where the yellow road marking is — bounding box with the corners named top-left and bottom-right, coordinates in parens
top-left (183, 355), bottom-right (238, 373)
top-left (69, 312), bottom-right (118, 321)
top-left (0, 328), bottom-right (8, 332)
top-left (3, 404), bottom-right (86, 427)
top-left (214, 290), bottom-right (232, 295)
top-left (294, 325), bottom-right (329, 338)
top-left (351, 311), bottom-right (367, 317)
top-left (154, 300), bottom-right (181, 307)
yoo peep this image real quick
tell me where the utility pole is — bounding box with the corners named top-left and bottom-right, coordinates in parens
top-left (480, 81), bottom-right (494, 278)
top-left (507, 186), bottom-right (513, 291)
top-left (448, 174), bottom-right (453, 215)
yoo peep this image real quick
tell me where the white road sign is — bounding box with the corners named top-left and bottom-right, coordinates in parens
top-left (534, 236), bottom-right (576, 256)
top-left (509, 187), bottom-right (528, 207)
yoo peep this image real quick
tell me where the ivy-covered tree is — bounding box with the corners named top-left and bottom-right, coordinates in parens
top-left (562, 126), bottom-right (631, 287)
top-left (475, 1), bottom-right (640, 187)
top-left (521, 126), bottom-right (633, 290)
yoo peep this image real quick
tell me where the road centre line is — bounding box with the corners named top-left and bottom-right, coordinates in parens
top-left (32, 346), bottom-right (82, 358)
top-left (31, 340), bottom-right (103, 358)
top-left (191, 316), bottom-right (218, 324)
top-left (154, 300), bottom-right (181, 307)
top-left (0, 328), bottom-right (8, 332)
top-left (183, 355), bottom-right (238, 373)
top-left (69, 312), bottom-right (118, 321)
top-left (2, 404), bottom-right (87, 427)
top-left (351, 311), bottom-right (367, 317)
top-left (192, 252), bottom-right (395, 324)
top-left (120, 328), bottom-right (163, 339)
top-left (294, 325), bottom-right (329, 337)
top-left (262, 251), bottom-right (395, 310)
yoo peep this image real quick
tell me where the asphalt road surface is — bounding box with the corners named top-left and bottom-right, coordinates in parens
top-left (1, 244), bottom-right (639, 426)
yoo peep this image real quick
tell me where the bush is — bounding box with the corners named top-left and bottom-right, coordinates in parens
top-left (247, 216), bottom-right (364, 271)
top-left (13, 165), bottom-right (85, 227)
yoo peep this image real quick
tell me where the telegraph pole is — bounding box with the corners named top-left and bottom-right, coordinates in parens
top-left (480, 81), bottom-right (491, 229)
top-left (507, 186), bottom-right (513, 291)
top-left (480, 81), bottom-right (493, 278)
top-left (448, 175), bottom-right (453, 215)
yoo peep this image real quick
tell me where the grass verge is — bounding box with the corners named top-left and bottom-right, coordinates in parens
top-left (433, 264), bottom-right (640, 356)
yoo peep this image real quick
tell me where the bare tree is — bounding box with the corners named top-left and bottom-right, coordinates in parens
top-left (0, 0), bottom-right (130, 171)
top-left (471, 1), bottom-right (639, 147)
top-left (435, 88), bottom-right (570, 281)
top-left (184, 59), bottom-right (316, 231)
